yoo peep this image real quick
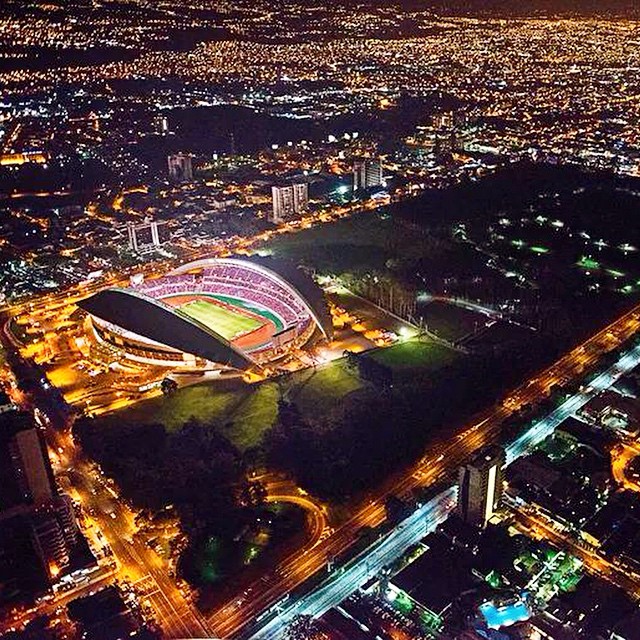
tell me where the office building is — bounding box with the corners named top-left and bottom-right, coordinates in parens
top-left (1, 412), bottom-right (56, 512)
top-left (0, 514), bottom-right (49, 601)
top-left (32, 496), bottom-right (79, 578)
top-left (271, 182), bottom-right (308, 223)
top-left (353, 158), bottom-right (383, 192)
top-left (0, 411), bottom-right (79, 585)
top-left (167, 153), bottom-right (193, 183)
top-left (9, 427), bottom-right (56, 507)
top-left (458, 446), bottom-right (505, 527)
top-left (126, 219), bottom-right (164, 254)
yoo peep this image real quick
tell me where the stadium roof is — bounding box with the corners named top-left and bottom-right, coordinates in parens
top-left (78, 288), bottom-right (255, 370)
top-left (170, 256), bottom-right (333, 339)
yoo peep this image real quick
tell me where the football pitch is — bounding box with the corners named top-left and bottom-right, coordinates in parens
top-left (179, 299), bottom-right (263, 340)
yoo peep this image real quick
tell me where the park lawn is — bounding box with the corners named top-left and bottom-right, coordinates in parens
top-left (96, 340), bottom-right (456, 451)
top-left (262, 210), bottom-right (438, 274)
top-left (416, 300), bottom-right (486, 343)
top-left (217, 383), bottom-right (280, 450)
top-left (289, 360), bottom-right (363, 414)
top-left (369, 338), bottom-right (458, 381)
top-left (179, 299), bottom-right (261, 339)
top-left (99, 381), bottom-right (278, 452)
top-left (97, 364), bottom-right (361, 453)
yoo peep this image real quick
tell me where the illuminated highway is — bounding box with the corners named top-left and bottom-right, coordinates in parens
top-left (50, 431), bottom-right (212, 639)
top-left (243, 487), bottom-right (457, 640)
top-left (0, 566), bottom-right (116, 637)
top-left (507, 344), bottom-right (640, 464)
top-left (262, 476), bottom-right (330, 550)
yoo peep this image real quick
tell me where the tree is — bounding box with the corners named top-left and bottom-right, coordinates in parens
top-left (161, 378), bottom-right (178, 395)
top-left (238, 480), bottom-right (267, 507)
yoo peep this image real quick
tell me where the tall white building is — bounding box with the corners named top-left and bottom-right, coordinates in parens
top-left (271, 182), bottom-right (308, 223)
top-left (458, 446), bottom-right (505, 528)
top-left (153, 114), bottom-right (170, 136)
top-left (353, 158), bottom-right (383, 192)
top-left (167, 153), bottom-right (193, 183)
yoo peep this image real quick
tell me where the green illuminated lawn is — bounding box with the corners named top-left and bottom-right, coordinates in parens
top-left (289, 361), bottom-right (363, 414)
top-left (100, 380), bottom-right (279, 451)
top-left (369, 338), bottom-right (458, 382)
top-left (179, 299), bottom-right (262, 340)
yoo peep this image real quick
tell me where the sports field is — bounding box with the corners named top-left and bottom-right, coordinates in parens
top-left (179, 299), bottom-right (262, 340)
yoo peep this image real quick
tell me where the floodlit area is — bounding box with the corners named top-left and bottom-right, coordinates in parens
top-left (5, 261), bottom-right (461, 435)
top-left (177, 298), bottom-right (264, 340)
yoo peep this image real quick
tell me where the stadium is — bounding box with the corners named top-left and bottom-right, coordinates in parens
top-left (78, 257), bottom-right (332, 371)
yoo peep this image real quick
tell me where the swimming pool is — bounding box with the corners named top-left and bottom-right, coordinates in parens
top-left (479, 596), bottom-right (532, 629)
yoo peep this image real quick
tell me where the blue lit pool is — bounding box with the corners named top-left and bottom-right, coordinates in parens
top-left (479, 596), bottom-right (532, 629)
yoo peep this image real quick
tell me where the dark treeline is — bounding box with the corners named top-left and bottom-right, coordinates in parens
top-left (74, 420), bottom-right (244, 538)
top-left (394, 162), bottom-right (640, 229)
top-left (73, 417), bottom-right (305, 590)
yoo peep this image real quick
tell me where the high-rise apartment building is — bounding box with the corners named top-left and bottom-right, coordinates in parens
top-left (167, 153), bottom-right (193, 183)
top-left (271, 182), bottom-right (308, 223)
top-left (31, 496), bottom-right (79, 578)
top-left (126, 220), bottom-right (165, 254)
top-left (458, 446), bottom-right (505, 528)
top-left (0, 411), bottom-right (79, 585)
top-left (154, 114), bottom-right (170, 136)
top-left (353, 158), bottom-right (383, 192)
top-left (9, 427), bottom-right (56, 507)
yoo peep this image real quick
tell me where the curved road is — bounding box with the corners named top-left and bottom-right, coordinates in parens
top-left (261, 475), bottom-right (330, 550)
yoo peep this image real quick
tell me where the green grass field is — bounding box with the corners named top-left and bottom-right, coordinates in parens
top-left (416, 301), bottom-right (485, 343)
top-left (95, 360), bottom-right (366, 452)
top-left (93, 339), bottom-right (456, 452)
top-left (98, 380), bottom-right (279, 451)
top-left (259, 210), bottom-right (454, 276)
top-left (369, 338), bottom-right (458, 382)
top-left (288, 361), bottom-right (363, 414)
top-left (179, 300), bottom-right (262, 340)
